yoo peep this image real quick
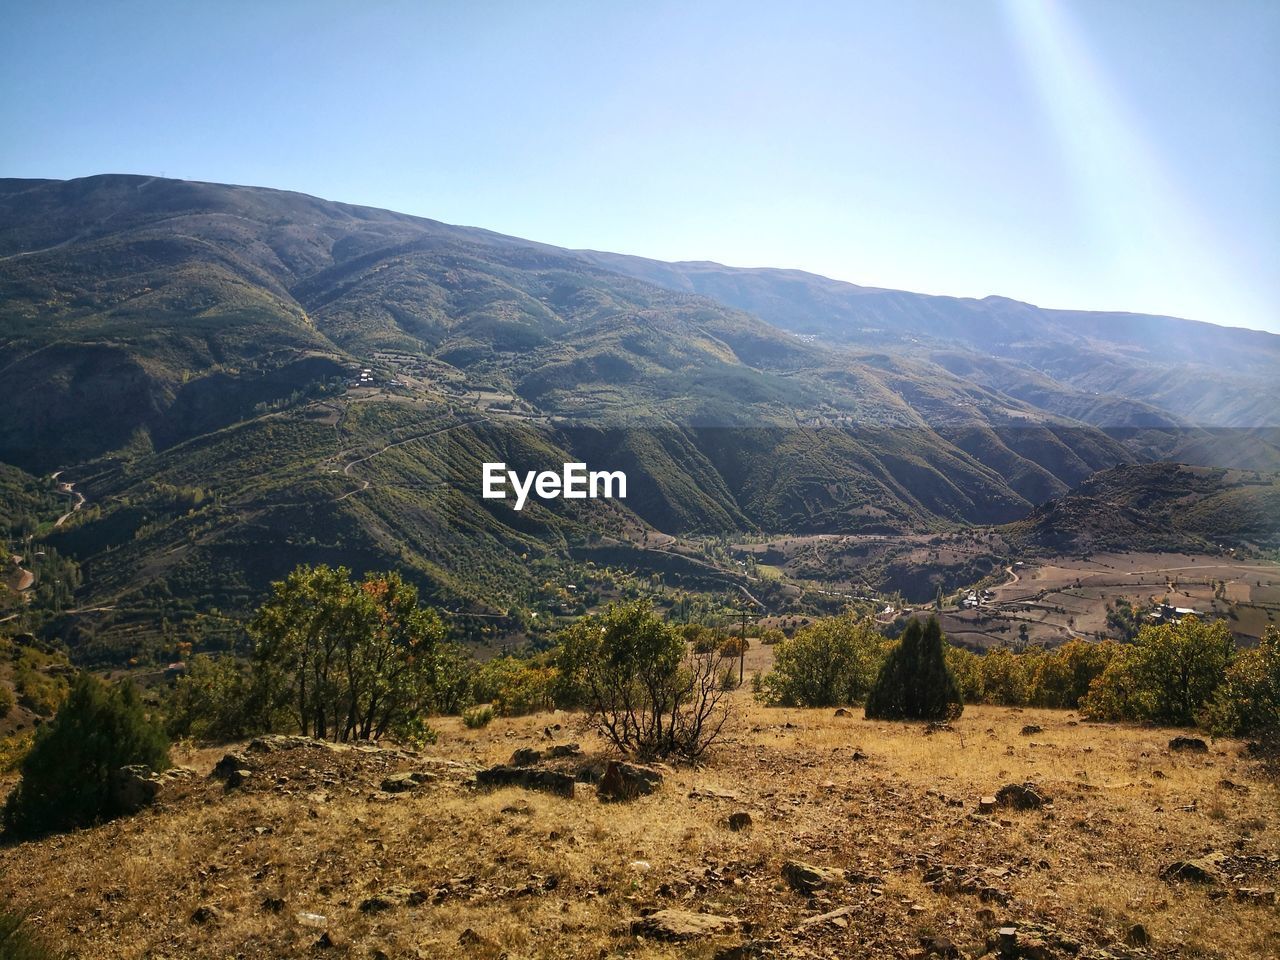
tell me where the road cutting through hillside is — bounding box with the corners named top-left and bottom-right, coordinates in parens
top-left (333, 416), bottom-right (488, 501)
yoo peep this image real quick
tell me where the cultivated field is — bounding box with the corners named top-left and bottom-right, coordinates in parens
top-left (1, 697), bottom-right (1276, 959)
top-left (944, 553), bottom-right (1280, 650)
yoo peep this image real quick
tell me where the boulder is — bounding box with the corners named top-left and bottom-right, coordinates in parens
top-left (211, 751), bottom-right (254, 782)
top-left (381, 771), bottom-right (433, 793)
top-left (1019, 724), bottom-right (1043, 736)
top-left (994, 782), bottom-right (1049, 810)
top-left (1160, 857), bottom-right (1222, 884)
top-left (631, 908), bottom-right (737, 941)
top-left (476, 764), bottom-right (575, 798)
top-left (597, 760), bottom-right (663, 801)
top-left (781, 860), bottom-right (846, 894)
top-left (509, 747), bottom-right (543, 765)
top-left (111, 765), bottom-right (163, 814)
top-left (1169, 736), bottom-right (1209, 753)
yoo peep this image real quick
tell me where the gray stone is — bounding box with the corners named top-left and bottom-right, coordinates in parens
top-left (781, 860), bottom-right (845, 894)
top-left (631, 908), bottom-right (737, 940)
top-left (597, 760), bottom-right (663, 801)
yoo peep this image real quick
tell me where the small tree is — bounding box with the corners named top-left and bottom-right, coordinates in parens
top-left (555, 601), bottom-right (731, 761)
top-left (3, 674), bottom-right (170, 837)
top-left (864, 617), bottom-right (963, 721)
top-left (758, 614), bottom-right (885, 707)
top-left (1206, 626), bottom-right (1280, 738)
top-left (249, 565), bottom-right (446, 741)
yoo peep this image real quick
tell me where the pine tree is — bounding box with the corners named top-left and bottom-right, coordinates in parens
top-left (2, 673), bottom-right (170, 837)
top-left (864, 616), bottom-right (963, 720)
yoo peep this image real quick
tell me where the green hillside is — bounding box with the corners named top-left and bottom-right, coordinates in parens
top-left (2, 175), bottom-right (1276, 659)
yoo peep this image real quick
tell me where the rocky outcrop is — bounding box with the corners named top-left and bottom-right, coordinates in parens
top-left (597, 760), bottom-right (663, 801)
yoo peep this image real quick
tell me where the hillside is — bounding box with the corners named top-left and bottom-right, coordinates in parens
top-left (575, 253), bottom-right (1280, 434)
top-left (1, 701), bottom-right (1277, 959)
top-left (1004, 463), bottom-right (1280, 556)
top-left (2, 175), bottom-right (1277, 656)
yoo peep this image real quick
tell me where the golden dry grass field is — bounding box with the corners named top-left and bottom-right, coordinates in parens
top-left (1, 697), bottom-right (1276, 960)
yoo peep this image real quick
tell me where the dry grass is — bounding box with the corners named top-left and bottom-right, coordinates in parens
top-left (0, 700), bottom-right (1276, 959)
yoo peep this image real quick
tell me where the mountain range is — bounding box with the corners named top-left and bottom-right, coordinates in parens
top-left (1, 174), bottom-right (1277, 658)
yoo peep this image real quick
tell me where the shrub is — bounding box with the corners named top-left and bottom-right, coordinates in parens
top-left (249, 565), bottom-right (446, 741)
top-left (978, 646), bottom-right (1035, 705)
top-left (556, 601), bottom-right (731, 762)
top-left (0, 684), bottom-right (13, 720)
top-left (757, 614), bottom-right (884, 707)
top-left (472, 657), bottom-right (556, 717)
top-left (865, 617), bottom-right (963, 721)
top-left (944, 645), bottom-right (984, 703)
top-left (165, 654), bottom-right (262, 743)
top-left (3, 673), bottom-right (170, 837)
top-left (1030, 639), bottom-right (1119, 708)
top-left (1081, 617), bottom-right (1233, 725)
top-left (1205, 626), bottom-right (1280, 738)
top-left (462, 705), bottom-right (495, 729)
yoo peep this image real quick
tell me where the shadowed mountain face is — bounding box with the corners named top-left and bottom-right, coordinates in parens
top-left (1, 175), bottom-right (1276, 651)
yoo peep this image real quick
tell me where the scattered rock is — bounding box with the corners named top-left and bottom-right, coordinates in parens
top-left (597, 760), bottom-right (663, 801)
top-left (631, 908), bottom-right (738, 940)
top-left (110, 765), bottom-right (164, 814)
top-left (547, 742), bottom-right (582, 758)
top-left (994, 782), bottom-right (1049, 810)
top-left (189, 905), bottom-right (221, 925)
top-left (476, 764), bottom-right (575, 798)
top-left (211, 751), bottom-right (252, 778)
top-left (1160, 857), bottom-right (1222, 884)
top-left (921, 934), bottom-right (958, 957)
top-left (1169, 736), bottom-right (1209, 753)
top-left (509, 747), bottom-right (543, 765)
top-left (727, 811), bottom-right (753, 832)
top-left (296, 912), bottom-right (328, 928)
top-left (1235, 887), bottom-right (1276, 904)
top-left (781, 860), bottom-right (845, 894)
top-left (851, 748), bottom-right (869, 762)
top-left (1019, 724), bottom-right (1043, 736)
top-left (380, 771), bottom-right (433, 793)
top-left (793, 905), bottom-right (857, 931)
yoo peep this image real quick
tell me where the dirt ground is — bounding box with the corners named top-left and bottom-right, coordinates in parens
top-left (1, 697), bottom-right (1276, 959)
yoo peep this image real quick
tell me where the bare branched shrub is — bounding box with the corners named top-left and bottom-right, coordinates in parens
top-left (556, 601), bottom-right (732, 762)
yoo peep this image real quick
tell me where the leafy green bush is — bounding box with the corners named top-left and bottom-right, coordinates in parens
top-left (249, 565), bottom-right (446, 741)
top-left (165, 654), bottom-right (263, 743)
top-left (1205, 626), bottom-right (1280, 738)
top-left (1081, 617), bottom-right (1233, 725)
top-left (471, 657), bottom-right (556, 717)
top-left (462, 705), bottom-right (495, 729)
top-left (3, 674), bottom-right (170, 837)
top-left (757, 614), bottom-right (884, 707)
top-left (865, 617), bottom-right (963, 721)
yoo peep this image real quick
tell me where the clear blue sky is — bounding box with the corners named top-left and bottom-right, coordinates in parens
top-left (3, 0), bottom-right (1277, 332)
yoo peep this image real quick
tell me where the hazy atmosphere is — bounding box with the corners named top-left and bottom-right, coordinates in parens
top-left (3, 0), bottom-right (1277, 331)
